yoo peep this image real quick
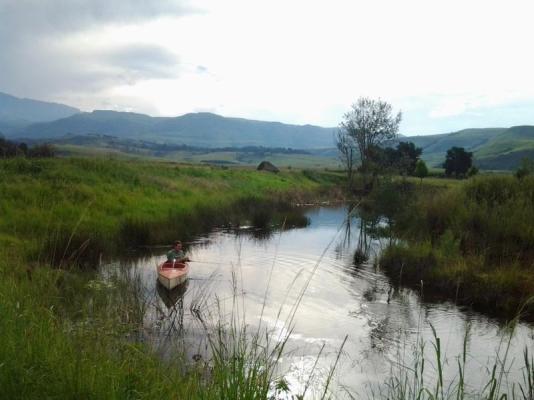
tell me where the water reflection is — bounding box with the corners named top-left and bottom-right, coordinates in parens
top-left (157, 280), bottom-right (188, 310)
top-left (104, 204), bottom-right (534, 398)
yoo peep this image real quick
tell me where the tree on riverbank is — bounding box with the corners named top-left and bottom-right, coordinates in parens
top-left (335, 129), bottom-right (357, 191)
top-left (335, 98), bottom-right (401, 190)
top-left (515, 157), bottom-right (534, 179)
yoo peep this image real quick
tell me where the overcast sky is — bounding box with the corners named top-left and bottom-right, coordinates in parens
top-left (1, 0), bottom-right (533, 134)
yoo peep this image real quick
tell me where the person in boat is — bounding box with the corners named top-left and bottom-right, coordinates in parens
top-left (167, 240), bottom-right (189, 264)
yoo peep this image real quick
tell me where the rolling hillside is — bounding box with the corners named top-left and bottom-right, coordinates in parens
top-left (407, 126), bottom-right (534, 170)
top-left (20, 134), bottom-right (339, 168)
top-left (473, 126), bottom-right (534, 169)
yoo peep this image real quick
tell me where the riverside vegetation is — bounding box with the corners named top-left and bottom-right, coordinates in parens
top-left (0, 157), bottom-right (342, 264)
top-left (372, 174), bottom-right (534, 319)
top-left (0, 156), bottom-right (344, 399)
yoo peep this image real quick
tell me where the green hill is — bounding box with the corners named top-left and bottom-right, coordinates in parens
top-left (474, 126), bottom-right (534, 170)
top-left (405, 126), bottom-right (534, 170)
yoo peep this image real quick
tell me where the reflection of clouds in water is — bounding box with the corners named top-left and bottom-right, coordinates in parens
top-left (282, 355), bottom-right (331, 399)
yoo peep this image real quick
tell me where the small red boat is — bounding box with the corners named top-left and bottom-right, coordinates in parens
top-left (157, 261), bottom-right (189, 290)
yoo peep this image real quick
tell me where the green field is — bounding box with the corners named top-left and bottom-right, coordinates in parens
top-left (51, 123), bottom-right (534, 172)
top-left (54, 143), bottom-right (341, 169)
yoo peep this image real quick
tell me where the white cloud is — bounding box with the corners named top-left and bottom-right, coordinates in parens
top-left (1, 0), bottom-right (534, 133)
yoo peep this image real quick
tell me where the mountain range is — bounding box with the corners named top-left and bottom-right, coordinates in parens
top-left (15, 109), bottom-right (336, 149)
top-left (0, 92), bottom-right (80, 134)
top-left (1, 91), bottom-right (533, 170)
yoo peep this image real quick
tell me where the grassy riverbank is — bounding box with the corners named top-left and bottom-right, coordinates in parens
top-left (378, 175), bottom-right (534, 319)
top-left (0, 157), bottom-right (343, 399)
top-left (0, 157), bottom-right (343, 264)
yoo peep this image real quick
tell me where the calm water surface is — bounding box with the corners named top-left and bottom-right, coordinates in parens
top-left (105, 205), bottom-right (534, 398)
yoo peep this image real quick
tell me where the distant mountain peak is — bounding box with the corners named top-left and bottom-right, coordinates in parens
top-left (0, 91), bottom-right (80, 125)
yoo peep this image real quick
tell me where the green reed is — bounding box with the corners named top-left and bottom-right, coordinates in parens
top-left (376, 175), bottom-right (534, 319)
top-left (370, 311), bottom-right (534, 400)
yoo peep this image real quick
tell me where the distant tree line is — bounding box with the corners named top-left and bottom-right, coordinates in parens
top-left (0, 136), bottom-right (55, 158)
top-left (152, 143), bottom-right (310, 156)
top-left (363, 142), bottom-right (480, 180)
top-left (52, 134), bottom-right (310, 157)
top-left (216, 145), bottom-right (309, 154)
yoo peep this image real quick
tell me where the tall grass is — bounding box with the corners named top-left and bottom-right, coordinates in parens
top-left (371, 316), bottom-right (534, 400)
top-left (0, 157), bottom-right (340, 265)
top-left (0, 262), bottom-right (194, 399)
top-left (0, 256), bottom-right (322, 399)
top-left (376, 175), bottom-right (534, 319)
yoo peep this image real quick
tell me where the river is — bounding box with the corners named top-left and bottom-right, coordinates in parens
top-left (103, 204), bottom-right (534, 398)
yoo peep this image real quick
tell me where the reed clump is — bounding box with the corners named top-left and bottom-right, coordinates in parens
top-left (371, 320), bottom-right (534, 400)
top-left (0, 259), bottom-right (303, 399)
top-left (378, 175), bottom-right (534, 318)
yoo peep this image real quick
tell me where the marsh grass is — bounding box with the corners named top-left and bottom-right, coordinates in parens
top-left (0, 157), bottom-right (339, 266)
top-left (376, 175), bottom-right (534, 319)
top-left (0, 262), bottom-right (189, 399)
top-left (0, 256), bottom-right (313, 399)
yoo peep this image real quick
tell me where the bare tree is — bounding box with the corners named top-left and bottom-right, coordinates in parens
top-left (335, 128), bottom-right (357, 191)
top-left (340, 97), bottom-right (402, 173)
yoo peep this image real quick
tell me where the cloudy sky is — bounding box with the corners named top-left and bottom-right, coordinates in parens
top-left (1, 0), bottom-right (533, 134)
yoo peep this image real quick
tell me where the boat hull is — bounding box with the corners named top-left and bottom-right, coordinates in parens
top-left (157, 261), bottom-right (189, 290)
